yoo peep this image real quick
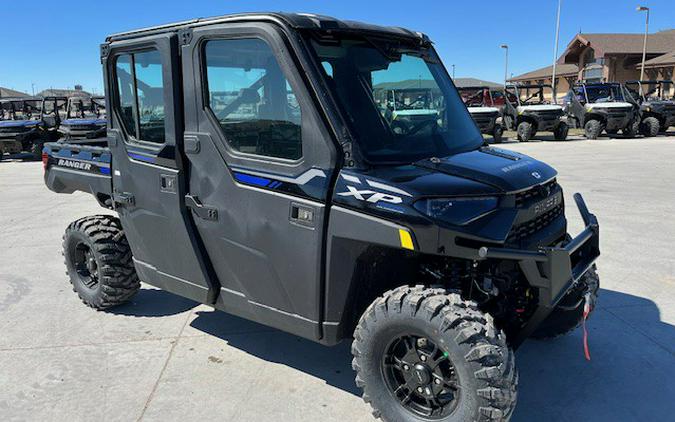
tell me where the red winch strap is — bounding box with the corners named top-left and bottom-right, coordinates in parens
top-left (582, 293), bottom-right (592, 361)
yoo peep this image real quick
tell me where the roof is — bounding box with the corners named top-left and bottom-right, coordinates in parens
top-left (454, 78), bottom-right (502, 88)
top-left (107, 12), bottom-right (426, 43)
top-left (37, 89), bottom-right (91, 98)
top-left (642, 50), bottom-right (675, 68)
top-left (561, 30), bottom-right (675, 63)
top-left (509, 63), bottom-right (579, 82)
top-left (0, 87), bottom-right (29, 98)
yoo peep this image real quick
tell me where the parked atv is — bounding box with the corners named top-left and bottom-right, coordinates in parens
top-left (59, 96), bottom-right (107, 140)
top-left (43, 13), bottom-right (600, 422)
top-left (458, 86), bottom-right (504, 143)
top-left (503, 84), bottom-right (568, 142)
top-left (564, 82), bottom-right (638, 139)
top-left (0, 98), bottom-right (43, 160)
top-left (379, 88), bottom-right (440, 135)
top-left (624, 80), bottom-right (675, 136)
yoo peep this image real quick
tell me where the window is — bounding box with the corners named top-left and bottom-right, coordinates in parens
top-left (114, 50), bottom-right (165, 143)
top-left (204, 38), bottom-right (302, 160)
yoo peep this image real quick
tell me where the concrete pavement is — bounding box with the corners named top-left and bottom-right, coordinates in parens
top-left (0, 136), bottom-right (674, 421)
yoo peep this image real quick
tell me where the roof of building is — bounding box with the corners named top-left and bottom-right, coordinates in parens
top-left (454, 78), bottom-right (502, 88)
top-left (561, 29), bottom-right (675, 63)
top-left (508, 63), bottom-right (579, 82)
top-left (642, 50), bottom-right (675, 68)
top-left (0, 87), bottom-right (30, 98)
top-left (37, 89), bottom-right (92, 98)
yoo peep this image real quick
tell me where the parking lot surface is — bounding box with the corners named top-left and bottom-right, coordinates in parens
top-left (1, 135), bottom-right (674, 421)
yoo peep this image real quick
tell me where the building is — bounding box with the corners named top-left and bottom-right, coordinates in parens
top-left (0, 87), bottom-right (29, 99)
top-left (509, 29), bottom-right (675, 98)
top-left (37, 86), bottom-right (92, 98)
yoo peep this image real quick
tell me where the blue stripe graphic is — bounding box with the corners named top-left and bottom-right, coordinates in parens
top-left (233, 172), bottom-right (270, 187)
top-left (127, 152), bottom-right (156, 163)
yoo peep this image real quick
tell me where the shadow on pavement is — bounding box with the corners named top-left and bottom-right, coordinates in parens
top-left (109, 288), bottom-right (198, 317)
top-left (124, 287), bottom-right (674, 418)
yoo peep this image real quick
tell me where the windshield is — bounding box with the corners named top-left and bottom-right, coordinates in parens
top-left (626, 82), bottom-right (673, 101)
top-left (68, 97), bottom-right (106, 119)
top-left (508, 85), bottom-right (556, 105)
top-left (307, 35), bottom-right (482, 164)
top-left (0, 100), bottom-right (41, 121)
top-left (458, 88), bottom-right (491, 107)
top-left (577, 84), bottom-right (625, 103)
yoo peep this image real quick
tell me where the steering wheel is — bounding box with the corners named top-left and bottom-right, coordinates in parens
top-left (406, 118), bottom-right (438, 136)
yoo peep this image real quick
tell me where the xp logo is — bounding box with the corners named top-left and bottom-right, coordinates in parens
top-left (338, 186), bottom-right (403, 204)
top-left (58, 158), bottom-right (92, 171)
top-left (531, 171), bottom-right (542, 179)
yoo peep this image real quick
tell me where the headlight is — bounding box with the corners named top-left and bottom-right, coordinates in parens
top-left (414, 197), bottom-right (498, 225)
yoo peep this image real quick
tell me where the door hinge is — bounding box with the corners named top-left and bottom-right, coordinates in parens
top-left (185, 195), bottom-right (218, 221)
top-left (113, 191), bottom-right (135, 206)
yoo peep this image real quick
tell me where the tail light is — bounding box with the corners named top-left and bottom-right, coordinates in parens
top-left (42, 152), bottom-right (49, 170)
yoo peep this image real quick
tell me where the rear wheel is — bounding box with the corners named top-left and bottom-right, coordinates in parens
top-left (553, 122), bottom-right (568, 141)
top-left (640, 117), bottom-right (660, 137)
top-left (516, 121), bottom-right (534, 142)
top-left (352, 285), bottom-right (517, 422)
top-left (533, 266), bottom-right (599, 339)
top-left (63, 215), bottom-right (140, 309)
top-left (492, 124), bottom-right (503, 143)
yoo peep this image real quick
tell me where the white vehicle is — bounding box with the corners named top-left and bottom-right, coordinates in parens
top-left (503, 84), bottom-right (568, 142)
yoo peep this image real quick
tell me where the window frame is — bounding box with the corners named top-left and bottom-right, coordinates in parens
top-left (199, 35), bottom-right (304, 163)
top-left (112, 48), bottom-right (167, 146)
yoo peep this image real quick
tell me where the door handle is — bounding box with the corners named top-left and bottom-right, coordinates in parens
top-left (185, 195), bottom-right (218, 221)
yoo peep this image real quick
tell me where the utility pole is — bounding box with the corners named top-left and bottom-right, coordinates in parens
top-left (452, 64), bottom-right (456, 79)
top-left (637, 6), bottom-right (650, 84)
top-left (501, 45), bottom-right (509, 88)
top-left (552, 0), bottom-right (562, 101)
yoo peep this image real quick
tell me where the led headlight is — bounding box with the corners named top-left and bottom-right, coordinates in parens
top-left (414, 197), bottom-right (498, 226)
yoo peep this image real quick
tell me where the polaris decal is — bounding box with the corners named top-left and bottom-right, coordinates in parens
top-left (58, 158), bottom-right (92, 171)
top-left (337, 174), bottom-right (411, 204)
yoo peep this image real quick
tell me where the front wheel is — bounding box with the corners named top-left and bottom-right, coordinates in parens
top-left (623, 120), bottom-right (640, 138)
top-left (516, 121), bottom-right (534, 142)
top-left (553, 122), bottom-right (569, 141)
top-left (492, 124), bottom-right (504, 143)
top-left (640, 117), bottom-right (660, 137)
top-left (584, 119), bottom-right (602, 139)
top-left (352, 285), bottom-right (517, 422)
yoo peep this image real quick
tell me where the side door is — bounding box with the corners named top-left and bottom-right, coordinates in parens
top-left (104, 35), bottom-right (216, 303)
top-left (180, 24), bottom-right (338, 340)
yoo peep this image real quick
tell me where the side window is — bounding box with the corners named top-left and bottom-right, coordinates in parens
top-left (204, 38), bottom-right (302, 160)
top-left (114, 50), bottom-right (165, 144)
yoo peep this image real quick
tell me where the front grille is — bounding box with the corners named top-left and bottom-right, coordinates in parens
top-left (515, 179), bottom-right (558, 207)
top-left (66, 125), bottom-right (96, 131)
top-left (507, 203), bottom-right (564, 243)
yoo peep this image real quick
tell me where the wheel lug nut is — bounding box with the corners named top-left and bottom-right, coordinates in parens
top-left (420, 355), bottom-right (427, 362)
top-left (434, 379), bottom-right (441, 385)
top-left (417, 387), bottom-right (423, 393)
top-left (403, 364), bottom-right (410, 371)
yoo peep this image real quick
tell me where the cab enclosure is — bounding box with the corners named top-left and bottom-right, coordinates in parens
top-left (624, 80), bottom-right (675, 135)
top-left (503, 84), bottom-right (567, 141)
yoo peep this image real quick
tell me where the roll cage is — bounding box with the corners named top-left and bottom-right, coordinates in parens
top-left (505, 84), bottom-right (558, 106)
top-left (624, 80), bottom-right (674, 102)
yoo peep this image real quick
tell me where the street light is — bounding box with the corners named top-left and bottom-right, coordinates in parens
top-left (551, 0), bottom-right (563, 101)
top-left (637, 6), bottom-right (650, 83)
top-left (501, 44), bottom-right (509, 88)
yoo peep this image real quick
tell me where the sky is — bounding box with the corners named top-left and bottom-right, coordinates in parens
top-left (1, 0), bottom-right (673, 95)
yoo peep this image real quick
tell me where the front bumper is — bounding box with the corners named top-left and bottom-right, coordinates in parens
top-left (478, 193), bottom-right (600, 346)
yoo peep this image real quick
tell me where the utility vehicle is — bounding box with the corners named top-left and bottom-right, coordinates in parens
top-left (43, 13), bottom-right (600, 422)
top-left (458, 86), bottom-right (504, 142)
top-left (624, 80), bottom-right (675, 136)
top-left (502, 84), bottom-right (568, 142)
top-left (564, 82), bottom-right (638, 139)
top-left (59, 96), bottom-right (107, 140)
top-left (377, 87), bottom-right (440, 135)
top-left (0, 98), bottom-right (44, 160)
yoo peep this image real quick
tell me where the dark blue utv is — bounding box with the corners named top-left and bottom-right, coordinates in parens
top-left (42, 13), bottom-right (600, 422)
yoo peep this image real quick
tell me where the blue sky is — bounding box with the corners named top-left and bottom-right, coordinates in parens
top-left (1, 0), bottom-right (673, 95)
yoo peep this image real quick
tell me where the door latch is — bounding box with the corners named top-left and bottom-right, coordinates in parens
top-left (113, 191), bottom-right (135, 206)
top-left (290, 203), bottom-right (315, 228)
top-left (185, 195), bottom-right (218, 221)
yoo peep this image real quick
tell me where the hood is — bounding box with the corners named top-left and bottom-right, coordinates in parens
top-left (393, 109), bottom-right (438, 117)
top-left (0, 120), bottom-right (40, 128)
top-left (414, 147), bottom-right (557, 192)
top-left (467, 106), bottom-right (499, 114)
top-left (517, 104), bottom-right (563, 112)
top-left (61, 118), bottom-right (107, 126)
top-left (586, 102), bottom-right (633, 109)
